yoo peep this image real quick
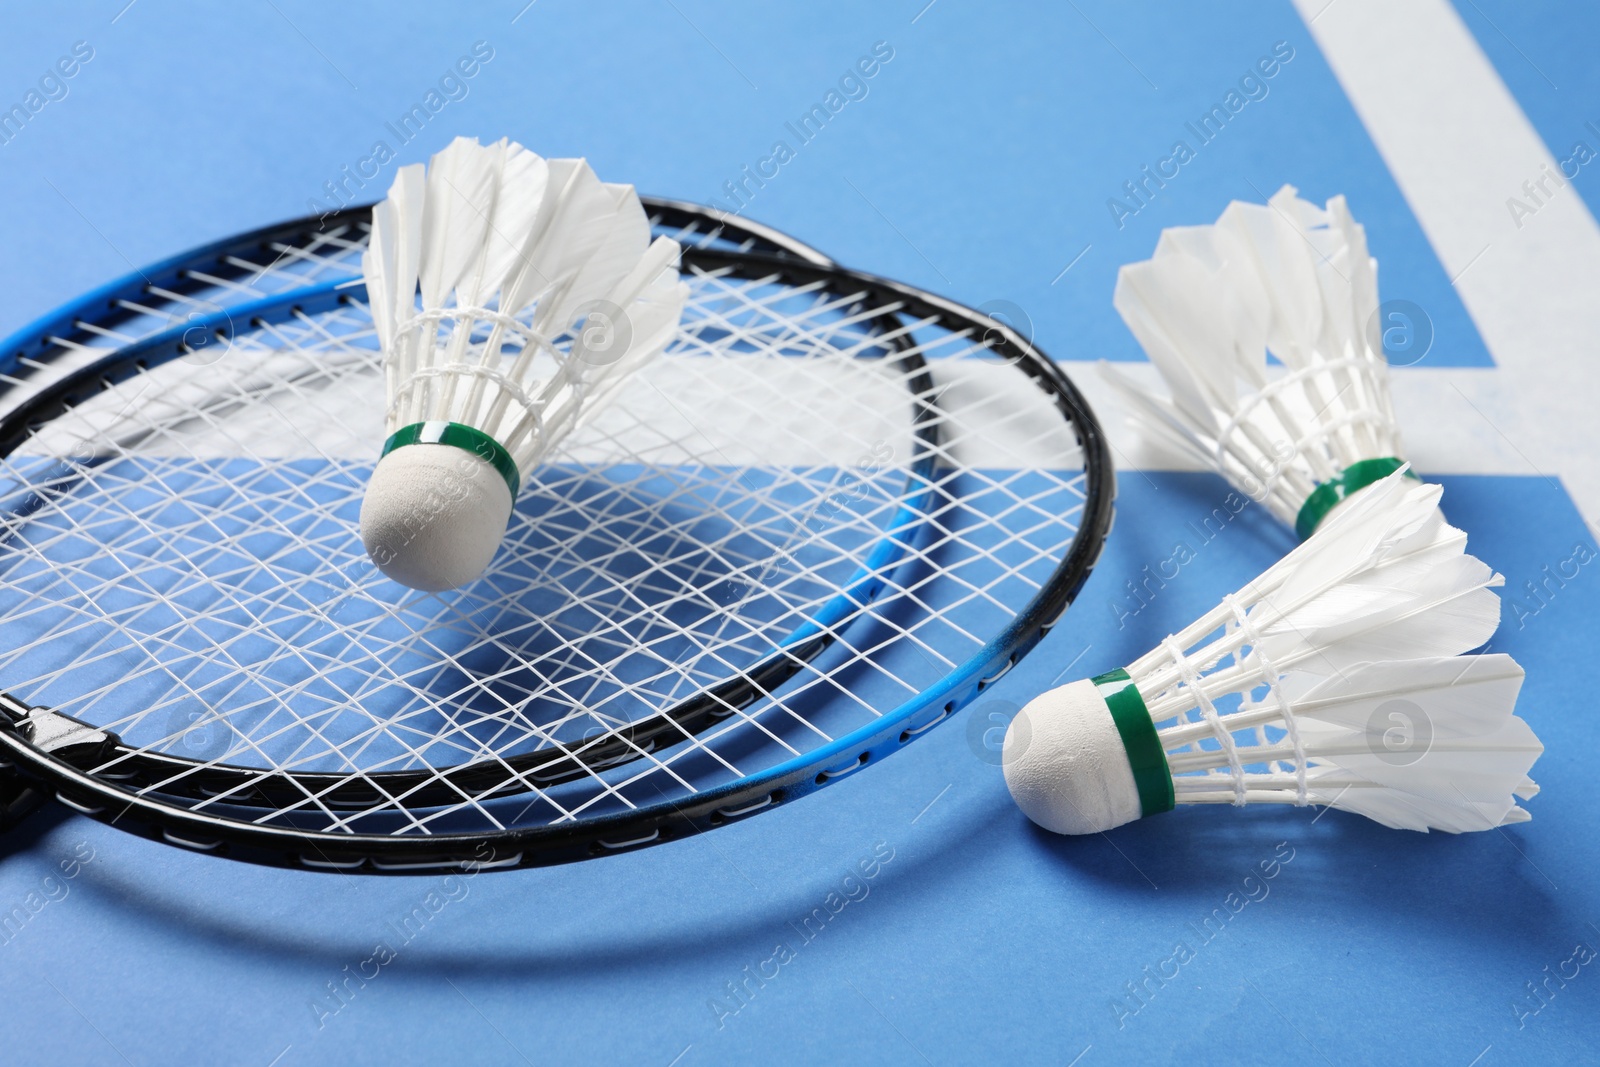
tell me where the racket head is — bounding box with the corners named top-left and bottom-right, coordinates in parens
top-left (0, 230), bottom-right (1112, 873)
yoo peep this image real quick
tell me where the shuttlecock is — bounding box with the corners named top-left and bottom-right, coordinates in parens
top-left (360, 136), bottom-right (688, 591)
top-left (1108, 185), bottom-right (1410, 540)
top-left (1003, 471), bottom-right (1542, 834)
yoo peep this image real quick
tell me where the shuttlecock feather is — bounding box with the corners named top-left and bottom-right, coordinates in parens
top-left (1108, 185), bottom-right (1406, 540)
top-left (1003, 471), bottom-right (1541, 834)
top-left (360, 137), bottom-right (688, 591)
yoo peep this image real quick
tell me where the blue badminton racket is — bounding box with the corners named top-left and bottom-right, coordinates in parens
top-left (0, 199), bottom-right (831, 831)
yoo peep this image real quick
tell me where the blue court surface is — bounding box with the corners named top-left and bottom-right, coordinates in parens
top-left (2, 2), bottom-right (1598, 1065)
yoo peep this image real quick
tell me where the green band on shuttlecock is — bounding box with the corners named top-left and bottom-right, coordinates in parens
top-left (381, 421), bottom-right (521, 498)
top-left (1092, 668), bottom-right (1175, 818)
top-left (1293, 457), bottom-right (1417, 541)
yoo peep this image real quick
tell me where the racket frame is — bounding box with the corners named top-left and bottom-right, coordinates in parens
top-left (0, 247), bottom-right (1114, 873)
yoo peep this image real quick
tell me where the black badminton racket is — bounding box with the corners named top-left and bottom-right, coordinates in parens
top-left (0, 204), bottom-right (1112, 872)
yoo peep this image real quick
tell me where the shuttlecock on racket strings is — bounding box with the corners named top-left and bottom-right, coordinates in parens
top-left (360, 136), bottom-right (688, 591)
top-left (1108, 185), bottom-right (1410, 541)
top-left (1003, 471), bottom-right (1541, 834)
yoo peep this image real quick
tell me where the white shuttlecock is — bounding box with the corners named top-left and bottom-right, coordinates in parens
top-left (1004, 471), bottom-right (1542, 834)
top-left (360, 136), bottom-right (688, 591)
top-left (1108, 184), bottom-right (1409, 540)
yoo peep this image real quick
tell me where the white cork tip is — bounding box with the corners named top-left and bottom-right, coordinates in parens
top-left (360, 444), bottom-right (514, 592)
top-left (1002, 678), bottom-right (1143, 836)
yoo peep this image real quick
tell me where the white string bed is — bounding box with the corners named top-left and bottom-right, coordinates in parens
top-left (0, 261), bottom-right (1090, 838)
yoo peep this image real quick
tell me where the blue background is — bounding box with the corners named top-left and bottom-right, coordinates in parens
top-left (1, 3), bottom-right (1596, 1065)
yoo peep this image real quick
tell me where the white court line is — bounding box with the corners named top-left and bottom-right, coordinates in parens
top-left (1096, 0), bottom-right (1600, 530)
top-left (1288, 0), bottom-right (1600, 528)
